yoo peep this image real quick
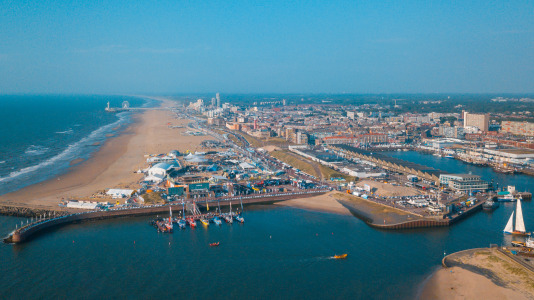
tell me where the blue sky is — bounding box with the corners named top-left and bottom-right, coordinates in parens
top-left (0, 0), bottom-right (533, 94)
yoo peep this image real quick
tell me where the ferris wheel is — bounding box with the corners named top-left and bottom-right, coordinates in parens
top-left (122, 101), bottom-right (130, 109)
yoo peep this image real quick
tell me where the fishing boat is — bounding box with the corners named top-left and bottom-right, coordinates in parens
top-left (178, 219), bottom-right (187, 229)
top-left (209, 242), bottom-right (220, 247)
top-left (200, 218), bottom-right (210, 226)
top-left (334, 254), bottom-right (348, 259)
top-left (482, 197), bottom-right (499, 211)
top-left (234, 214), bottom-right (244, 223)
top-left (187, 218), bottom-right (197, 228)
top-left (213, 216), bottom-right (222, 226)
top-left (503, 198), bottom-right (531, 236)
top-left (225, 202), bottom-right (234, 223)
top-left (223, 214), bottom-right (233, 223)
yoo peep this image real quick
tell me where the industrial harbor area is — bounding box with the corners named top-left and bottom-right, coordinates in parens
top-left (2, 94), bottom-right (534, 298)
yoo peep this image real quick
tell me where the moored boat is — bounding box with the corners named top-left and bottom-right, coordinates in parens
top-left (482, 197), bottom-right (499, 211)
top-left (187, 218), bottom-right (197, 228)
top-left (497, 191), bottom-right (516, 202)
top-left (223, 214), bottom-right (233, 223)
top-left (200, 218), bottom-right (210, 226)
top-left (512, 241), bottom-right (526, 247)
top-left (234, 214), bottom-right (244, 223)
top-left (178, 219), bottom-right (186, 229)
top-left (213, 216), bottom-right (222, 226)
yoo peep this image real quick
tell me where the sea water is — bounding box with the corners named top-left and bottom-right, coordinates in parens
top-left (2, 118), bottom-right (534, 298)
top-left (0, 95), bottom-right (153, 195)
top-left (1, 198), bottom-right (532, 299)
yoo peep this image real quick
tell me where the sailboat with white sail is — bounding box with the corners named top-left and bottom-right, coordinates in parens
top-left (503, 198), bottom-right (530, 236)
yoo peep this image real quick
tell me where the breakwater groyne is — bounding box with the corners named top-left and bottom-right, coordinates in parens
top-left (3, 190), bottom-right (328, 244)
top-left (0, 204), bottom-right (70, 218)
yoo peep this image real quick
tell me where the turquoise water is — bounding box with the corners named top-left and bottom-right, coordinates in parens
top-left (0, 95), bottom-right (153, 195)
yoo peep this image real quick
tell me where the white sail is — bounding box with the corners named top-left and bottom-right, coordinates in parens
top-left (504, 211), bottom-right (514, 233)
top-left (516, 199), bottom-right (526, 233)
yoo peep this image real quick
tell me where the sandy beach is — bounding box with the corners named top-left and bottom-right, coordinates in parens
top-left (0, 99), bottom-right (210, 209)
top-left (419, 248), bottom-right (534, 300)
top-left (277, 192), bottom-right (351, 215)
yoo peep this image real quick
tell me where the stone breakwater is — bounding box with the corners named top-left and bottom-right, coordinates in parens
top-left (0, 205), bottom-right (70, 218)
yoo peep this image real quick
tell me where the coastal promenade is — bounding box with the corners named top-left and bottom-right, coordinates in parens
top-left (3, 189), bottom-right (328, 244)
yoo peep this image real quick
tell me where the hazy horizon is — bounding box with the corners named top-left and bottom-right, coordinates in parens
top-left (1, 1), bottom-right (533, 94)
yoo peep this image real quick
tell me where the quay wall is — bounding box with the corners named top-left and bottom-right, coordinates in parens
top-left (339, 195), bottom-right (484, 230)
top-left (5, 191), bottom-right (326, 244)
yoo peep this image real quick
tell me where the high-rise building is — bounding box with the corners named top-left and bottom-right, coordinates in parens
top-left (211, 97), bottom-right (216, 107)
top-left (462, 111), bottom-right (489, 132)
top-left (216, 93), bottom-right (221, 107)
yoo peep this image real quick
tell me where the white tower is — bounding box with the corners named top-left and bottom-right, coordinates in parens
top-left (216, 93), bottom-right (221, 107)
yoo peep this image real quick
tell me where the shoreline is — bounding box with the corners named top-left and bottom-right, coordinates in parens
top-left (419, 247), bottom-right (534, 299)
top-left (276, 192), bottom-right (351, 215)
top-left (0, 98), bottom-right (191, 211)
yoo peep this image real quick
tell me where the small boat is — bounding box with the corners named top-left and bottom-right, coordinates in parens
top-left (187, 218), bottom-right (197, 228)
top-left (200, 218), bottom-right (210, 226)
top-left (209, 242), bottom-right (220, 247)
top-left (497, 191), bottom-right (516, 202)
top-left (444, 155), bottom-right (454, 159)
top-left (527, 237), bottom-right (534, 248)
top-left (482, 197), bottom-right (499, 211)
top-left (512, 241), bottom-right (526, 247)
top-left (178, 219), bottom-right (187, 229)
top-left (234, 214), bottom-right (244, 223)
top-left (334, 254), bottom-right (348, 259)
top-left (223, 214), bottom-right (233, 224)
top-left (213, 216), bottom-right (222, 226)
top-left (503, 198), bottom-right (531, 236)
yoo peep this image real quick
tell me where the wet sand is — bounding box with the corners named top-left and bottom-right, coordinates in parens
top-left (0, 99), bottom-right (210, 209)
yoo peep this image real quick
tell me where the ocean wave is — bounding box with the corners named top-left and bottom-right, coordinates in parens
top-left (24, 145), bottom-right (50, 156)
top-left (56, 129), bottom-right (74, 134)
top-left (0, 161), bottom-right (5, 164)
top-left (0, 112), bottom-right (131, 185)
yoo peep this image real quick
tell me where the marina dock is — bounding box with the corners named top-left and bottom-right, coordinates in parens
top-left (4, 189), bottom-right (328, 244)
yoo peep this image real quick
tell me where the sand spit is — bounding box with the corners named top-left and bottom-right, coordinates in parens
top-left (420, 248), bottom-right (534, 300)
top-left (277, 192), bottom-right (351, 215)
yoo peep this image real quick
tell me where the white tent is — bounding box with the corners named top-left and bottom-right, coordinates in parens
top-left (106, 189), bottom-right (134, 198)
top-left (239, 162), bottom-right (255, 169)
top-left (148, 162), bottom-right (173, 177)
